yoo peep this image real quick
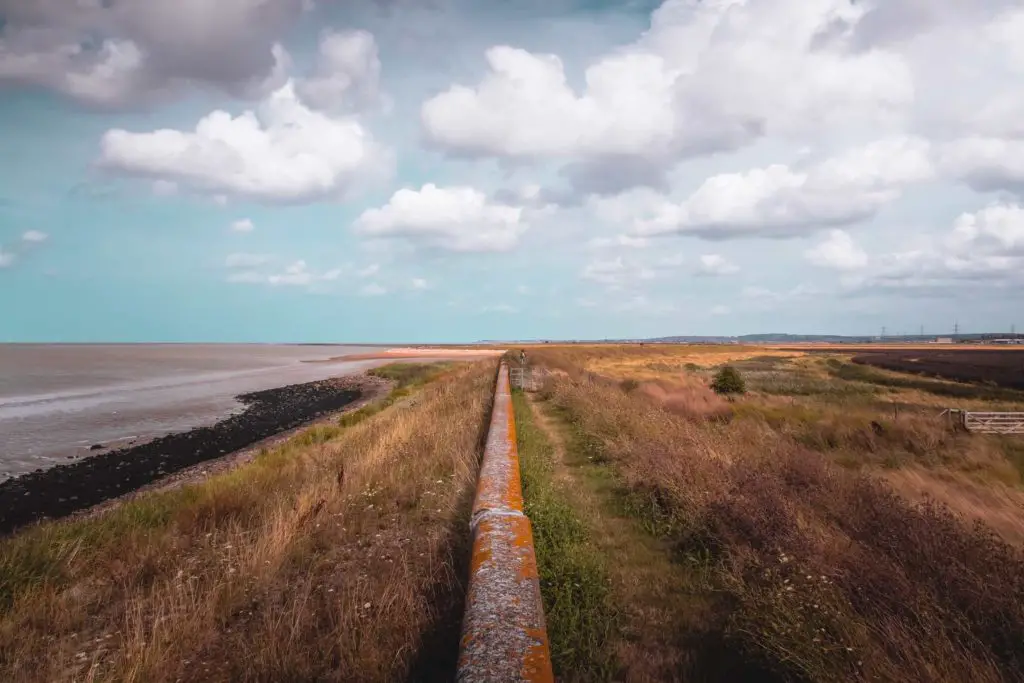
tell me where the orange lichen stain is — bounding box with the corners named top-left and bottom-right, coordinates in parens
top-left (468, 525), bottom-right (494, 574)
top-left (521, 628), bottom-right (555, 683)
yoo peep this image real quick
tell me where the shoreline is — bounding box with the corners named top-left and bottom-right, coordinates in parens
top-left (0, 373), bottom-right (379, 535)
top-left (305, 348), bottom-right (505, 363)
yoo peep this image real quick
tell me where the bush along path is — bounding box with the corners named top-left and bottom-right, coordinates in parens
top-left (515, 390), bottom-right (700, 682)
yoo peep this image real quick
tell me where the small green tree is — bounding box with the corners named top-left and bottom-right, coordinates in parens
top-left (711, 365), bottom-right (745, 395)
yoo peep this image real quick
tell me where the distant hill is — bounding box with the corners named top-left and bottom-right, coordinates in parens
top-left (480, 333), bottom-right (1020, 345)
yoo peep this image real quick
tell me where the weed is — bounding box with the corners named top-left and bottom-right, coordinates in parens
top-left (513, 392), bottom-right (617, 681)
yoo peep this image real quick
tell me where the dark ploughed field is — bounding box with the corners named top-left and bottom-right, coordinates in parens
top-left (0, 377), bottom-right (363, 534)
top-left (853, 349), bottom-right (1024, 390)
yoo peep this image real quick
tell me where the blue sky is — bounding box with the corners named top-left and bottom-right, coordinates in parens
top-left (2, 0), bottom-right (1024, 343)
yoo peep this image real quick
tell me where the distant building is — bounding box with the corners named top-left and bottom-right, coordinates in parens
top-left (934, 337), bottom-right (954, 344)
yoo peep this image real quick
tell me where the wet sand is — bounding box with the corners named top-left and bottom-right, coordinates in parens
top-left (0, 374), bottom-right (370, 534)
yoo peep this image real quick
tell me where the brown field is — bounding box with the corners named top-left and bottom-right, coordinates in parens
top-left (511, 344), bottom-right (1024, 682)
top-left (852, 349), bottom-right (1024, 390)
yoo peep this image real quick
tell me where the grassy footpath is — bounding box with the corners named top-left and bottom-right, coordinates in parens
top-left (512, 390), bottom-right (616, 681)
top-left (0, 361), bottom-right (491, 683)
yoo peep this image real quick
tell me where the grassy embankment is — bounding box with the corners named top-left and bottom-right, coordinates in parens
top-left (0, 361), bottom-right (493, 683)
top-left (521, 344), bottom-right (1024, 682)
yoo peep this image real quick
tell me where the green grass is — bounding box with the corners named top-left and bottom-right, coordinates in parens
top-left (368, 361), bottom-right (454, 387)
top-left (337, 362), bottom-right (454, 428)
top-left (513, 391), bottom-right (617, 681)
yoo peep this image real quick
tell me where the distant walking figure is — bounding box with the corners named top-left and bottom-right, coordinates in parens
top-left (519, 350), bottom-right (527, 366)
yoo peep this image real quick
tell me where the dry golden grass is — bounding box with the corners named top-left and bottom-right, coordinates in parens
top-left (555, 345), bottom-right (802, 381)
top-left (882, 467), bottom-right (1024, 545)
top-left (0, 360), bottom-right (497, 683)
top-left (525, 345), bottom-right (1024, 683)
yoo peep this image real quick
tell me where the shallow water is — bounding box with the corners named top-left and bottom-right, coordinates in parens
top-left (0, 344), bottom-right (384, 478)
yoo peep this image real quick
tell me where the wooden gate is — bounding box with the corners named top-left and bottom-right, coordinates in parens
top-left (945, 410), bottom-right (1024, 434)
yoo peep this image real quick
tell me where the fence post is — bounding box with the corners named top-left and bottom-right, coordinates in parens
top-left (457, 363), bottom-right (554, 683)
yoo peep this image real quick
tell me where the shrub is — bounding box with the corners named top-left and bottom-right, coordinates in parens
top-left (711, 365), bottom-right (746, 395)
top-left (620, 378), bottom-right (640, 394)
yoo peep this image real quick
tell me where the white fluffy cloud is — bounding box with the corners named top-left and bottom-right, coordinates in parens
top-left (296, 30), bottom-right (381, 112)
top-left (422, 0), bottom-right (913, 196)
top-left (0, 248), bottom-right (13, 268)
top-left (697, 254), bottom-right (739, 276)
top-left (422, 45), bottom-right (677, 158)
top-left (941, 137), bottom-right (1024, 195)
top-left (634, 137), bottom-right (932, 239)
top-left (849, 203), bottom-right (1024, 294)
top-left (805, 230), bottom-right (869, 271)
top-left (0, 0), bottom-right (302, 106)
top-left (98, 82), bottom-right (389, 202)
top-left (231, 219), bottom-right (255, 233)
top-left (354, 184), bottom-right (527, 252)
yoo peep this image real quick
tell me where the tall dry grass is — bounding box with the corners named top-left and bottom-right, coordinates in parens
top-left (535, 353), bottom-right (1024, 683)
top-left (0, 360), bottom-right (496, 683)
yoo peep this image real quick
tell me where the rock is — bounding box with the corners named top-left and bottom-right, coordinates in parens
top-left (90, 444), bottom-right (104, 451)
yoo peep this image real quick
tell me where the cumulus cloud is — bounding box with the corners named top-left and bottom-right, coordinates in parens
top-left (296, 30), bottom-right (382, 112)
top-left (634, 137), bottom-right (933, 239)
top-left (805, 230), bottom-right (869, 271)
top-left (98, 82), bottom-right (389, 203)
top-left (847, 203), bottom-right (1024, 295)
top-left (410, 277), bottom-right (428, 290)
top-left (697, 254), bottom-right (739, 276)
top-left (231, 219), bottom-right (255, 233)
top-left (354, 184), bottom-right (527, 252)
top-left (941, 137), bottom-right (1024, 195)
top-left (0, 248), bottom-right (13, 268)
top-left (421, 0), bottom-right (913, 196)
top-left (0, 0), bottom-right (303, 106)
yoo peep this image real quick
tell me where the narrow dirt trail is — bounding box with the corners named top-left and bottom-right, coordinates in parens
top-left (525, 394), bottom-right (699, 683)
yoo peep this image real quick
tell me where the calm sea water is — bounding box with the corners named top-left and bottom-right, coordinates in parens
top-left (0, 344), bottom-right (384, 479)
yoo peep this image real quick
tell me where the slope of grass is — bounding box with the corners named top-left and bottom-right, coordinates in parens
top-left (0, 360), bottom-right (494, 683)
top-left (512, 391), bottom-right (616, 681)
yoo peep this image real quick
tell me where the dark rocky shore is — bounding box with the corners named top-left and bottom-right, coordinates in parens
top-left (0, 377), bottom-right (363, 535)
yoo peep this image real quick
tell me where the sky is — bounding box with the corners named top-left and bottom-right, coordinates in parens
top-left (1, 0), bottom-right (1023, 343)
